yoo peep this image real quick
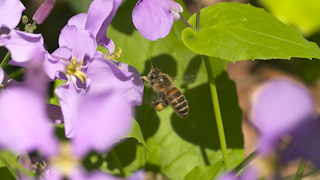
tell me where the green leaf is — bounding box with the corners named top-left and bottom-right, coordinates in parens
top-left (124, 118), bottom-right (148, 152)
top-left (183, 162), bottom-right (224, 180)
top-left (259, 0), bottom-right (320, 37)
top-left (181, 2), bottom-right (320, 62)
top-left (0, 151), bottom-right (17, 180)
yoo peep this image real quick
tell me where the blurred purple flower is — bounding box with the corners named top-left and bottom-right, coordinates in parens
top-left (249, 79), bottom-right (315, 154)
top-left (280, 118), bottom-right (320, 168)
top-left (32, 0), bottom-right (56, 24)
top-left (132, 0), bottom-right (183, 41)
top-left (0, 0), bottom-right (45, 62)
top-left (0, 82), bottom-right (142, 179)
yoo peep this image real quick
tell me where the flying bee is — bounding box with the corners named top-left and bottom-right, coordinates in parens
top-left (141, 61), bottom-right (189, 118)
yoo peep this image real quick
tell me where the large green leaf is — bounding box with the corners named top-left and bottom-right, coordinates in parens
top-left (183, 162), bottom-right (224, 180)
top-left (259, 0), bottom-right (320, 37)
top-left (92, 0), bottom-right (244, 179)
top-left (181, 2), bottom-right (320, 62)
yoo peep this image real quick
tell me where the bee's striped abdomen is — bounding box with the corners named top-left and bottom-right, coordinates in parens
top-left (166, 87), bottom-right (189, 118)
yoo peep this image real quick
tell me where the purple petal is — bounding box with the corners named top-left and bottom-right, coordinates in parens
top-left (24, 50), bottom-right (49, 98)
top-left (70, 168), bottom-right (122, 180)
top-left (85, 0), bottom-right (114, 38)
top-left (55, 83), bottom-right (84, 138)
top-left (67, 13), bottom-right (88, 30)
top-left (128, 171), bottom-right (145, 180)
top-left (72, 92), bottom-right (132, 157)
top-left (250, 79), bottom-right (315, 153)
top-left (281, 119), bottom-right (320, 167)
top-left (44, 47), bottom-right (71, 80)
top-left (0, 67), bottom-right (4, 84)
top-left (58, 25), bottom-right (96, 61)
top-left (84, 58), bottom-right (143, 106)
top-left (218, 173), bottom-right (239, 180)
top-left (32, 0), bottom-right (56, 24)
top-left (4, 30), bottom-right (45, 62)
top-left (132, 0), bottom-right (173, 41)
top-left (0, 0), bottom-right (25, 29)
top-left (98, 36), bottom-right (115, 55)
top-left (0, 87), bottom-right (59, 156)
top-left (86, 0), bottom-right (122, 51)
top-left (46, 104), bottom-right (63, 124)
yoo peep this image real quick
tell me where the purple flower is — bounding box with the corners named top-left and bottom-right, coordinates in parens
top-left (132, 0), bottom-right (183, 41)
top-left (43, 22), bottom-right (143, 137)
top-left (0, 0), bottom-right (45, 62)
top-left (0, 83), bottom-right (142, 179)
top-left (249, 79), bottom-right (315, 154)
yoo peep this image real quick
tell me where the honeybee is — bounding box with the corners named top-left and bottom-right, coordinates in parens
top-left (141, 62), bottom-right (189, 118)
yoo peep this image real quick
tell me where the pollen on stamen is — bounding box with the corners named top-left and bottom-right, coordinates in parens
top-left (66, 58), bottom-right (87, 83)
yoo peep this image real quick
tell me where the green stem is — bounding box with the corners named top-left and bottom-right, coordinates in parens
top-left (8, 68), bottom-right (25, 79)
top-left (196, 0), bottom-right (202, 32)
top-left (203, 55), bottom-right (230, 169)
top-left (231, 150), bottom-right (257, 173)
top-left (0, 52), bottom-right (11, 70)
top-left (294, 158), bottom-right (308, 180)
top-left (111, 149), bottom-right (125, 177)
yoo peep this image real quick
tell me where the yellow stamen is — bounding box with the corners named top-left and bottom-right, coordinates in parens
top-left (66, 58), bottom-right (87, 83)
top-left (105, 47), bottom-right (122, 60)
top-left (49, 142), bottom-right (80, 177)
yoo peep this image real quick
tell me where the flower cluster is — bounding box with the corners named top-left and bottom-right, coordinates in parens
top-left (0, 0), bottom-right (184, 179)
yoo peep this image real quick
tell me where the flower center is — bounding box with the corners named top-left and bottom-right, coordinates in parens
top-left (66, 57), bottom-right (87, 83)
top-left (49, 142), bottom-right (80, 177)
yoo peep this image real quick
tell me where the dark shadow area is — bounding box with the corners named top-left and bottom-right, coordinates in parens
top-left (110, 0), bottom-right (136, 36)
top-left (200, 145), bottom-right (210, 166)
top-left (105, 138), bottom-right (138, 171)
top-left (148, 54), bottom-right (178, 78)
top-left (82, 151), bottom-right (104, 171)
top-left (0, 167), bottom-right (15, 180)
top-left (54, 125), bottom-right (69, 141)
top-left (171, 71), bottom-right (243, 151)
top-left (82, 139), bottom-right (139, 176)
top-left (181, 55), bottom-right (202, 90)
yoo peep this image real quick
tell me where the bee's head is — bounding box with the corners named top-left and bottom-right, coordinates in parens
top-left (147, 68), bottom-right (161, 83)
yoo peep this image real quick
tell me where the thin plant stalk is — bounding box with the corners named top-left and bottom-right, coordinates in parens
top-left (111, 149), bottom-right (125, 177)
top-left (8, 68), bottom-right (24, 79)
top-left (203, 55), bottom-right (230, 169)
top-left (196, 0), bottom-right (201, 32)
top-left (231, 150), bottom-right (257, 174)
top-left (180, 15), bottom-right (195, 30)
top-left (294, 158), bottom-right (308, 180)
top-left (0, 52), bottom-right (11, 70)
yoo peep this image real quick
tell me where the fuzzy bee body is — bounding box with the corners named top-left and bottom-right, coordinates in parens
top-left (142, 68), bottom-right (189, 118)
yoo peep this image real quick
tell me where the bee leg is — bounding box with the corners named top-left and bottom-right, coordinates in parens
top-left (140, 76), bottom-right (149, 82)
top-left (150, 93), bottom-right (168, 111)
top-left (150, 100), bottom-right (160, 107)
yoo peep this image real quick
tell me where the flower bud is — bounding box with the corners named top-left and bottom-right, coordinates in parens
top-left (32, 0), bottom-right (56, 24)
top-left (168, 0), bottom-right (183, 21)
top-left (21, 15), bottom-right (29, 24)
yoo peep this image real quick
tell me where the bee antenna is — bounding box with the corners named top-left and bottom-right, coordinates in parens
top-left (149, 59), bottom-right (153, 69)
